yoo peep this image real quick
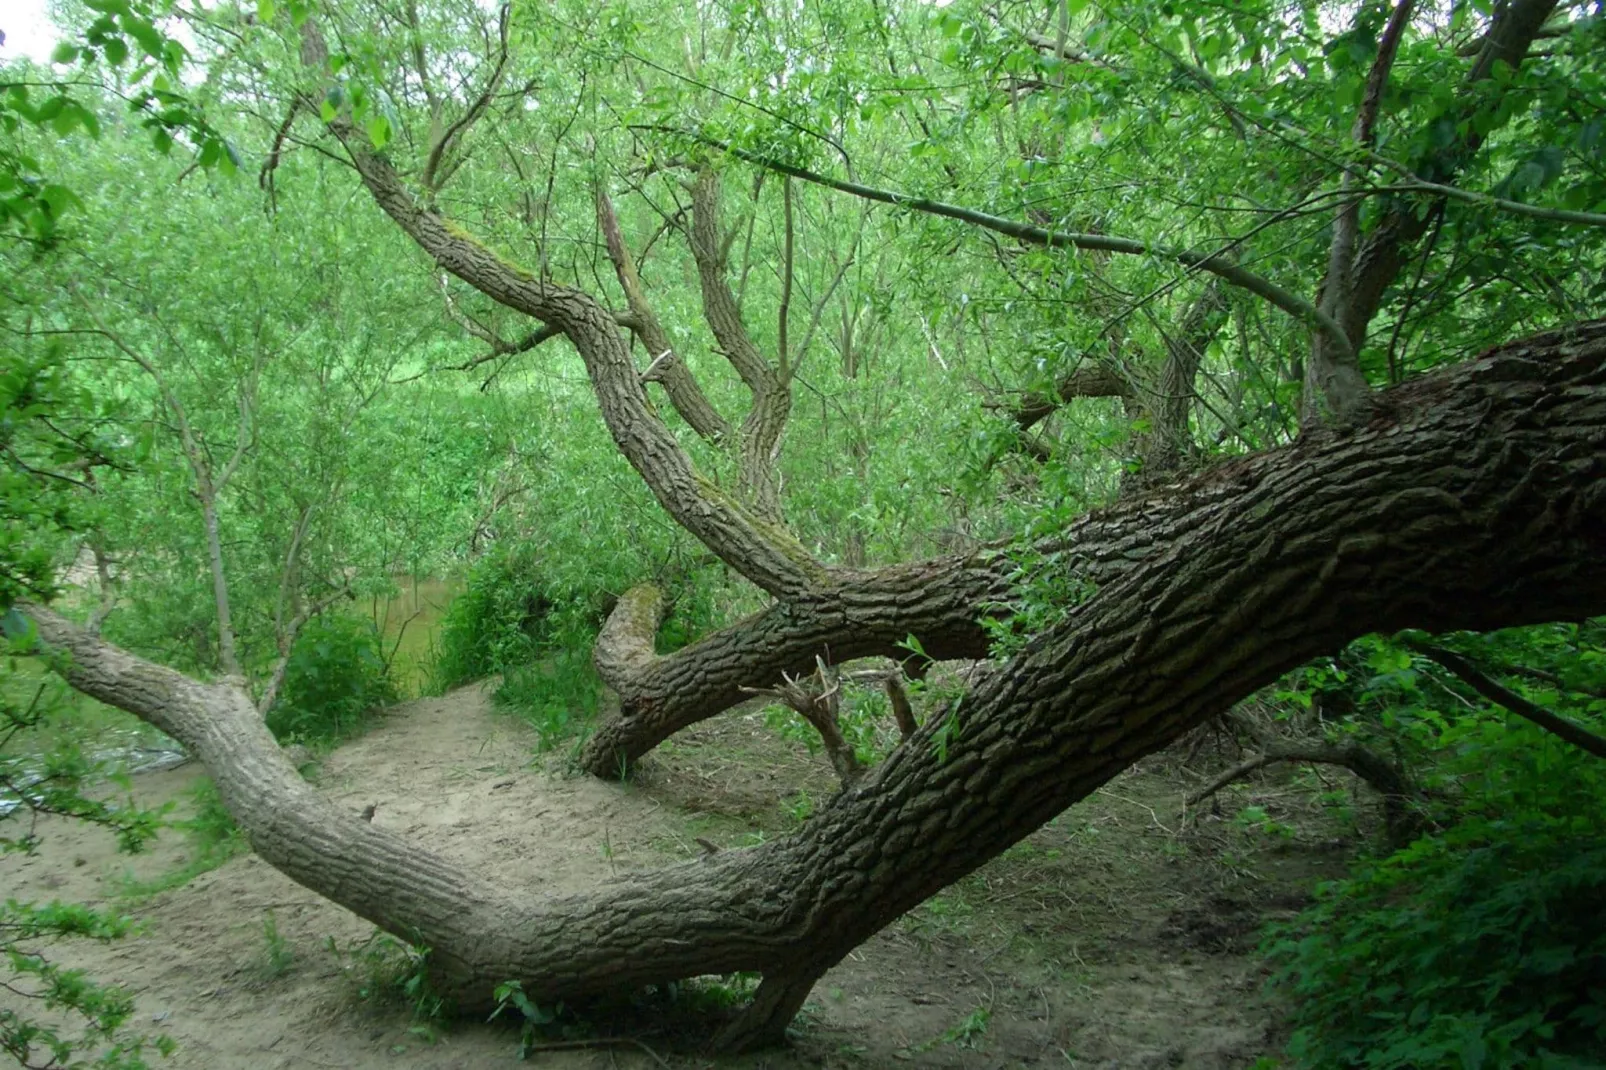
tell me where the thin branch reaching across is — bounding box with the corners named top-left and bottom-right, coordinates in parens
top-left (642, 128), bottom-right (1353, 363)
top-left (778, 178), bottom-right (794, 374)
top-left (421, 3), bottom-right (513, 192)
top-left (1405, 641), bottom-right (1606, 761)
top-left (1186, 742), bottom-right (1426, 842)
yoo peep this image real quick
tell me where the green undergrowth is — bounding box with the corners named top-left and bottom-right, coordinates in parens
top-left (118, 778), bottom-right (245, 899)
top-left (2, 650), bottom-right (176, 1068)
top-left (265, 615), bottom-right (398, 751)
top-left (494, 649), bottom-right (603, 753)
top-left (326, 930), bottom-right (447, 1042)
top-left (427, 540), bottom-right (727, 752)
top-left (489, 972), bottom-right (765, 1058)
top-left (1266, 806), bottom-right (1606, 1069)
top-left (1261, 625), bottom-right (1606, 1069)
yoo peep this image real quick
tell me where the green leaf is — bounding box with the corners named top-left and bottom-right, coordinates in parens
top-left (367, 114), bottom-right (392, 149)
top-left (320, 86), bottom-right (343, 123)
top-left (50, 42), bottom-right (81, 64)
top-left (38, 184), bottom-right (80, 217)
top-left (257, 0), bottom-right (276, 23)
top-left (121, 17), bottom-right (165, 60)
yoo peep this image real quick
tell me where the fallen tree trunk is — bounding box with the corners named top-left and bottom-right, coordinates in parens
top-left (583, 485), bottom-right (1233, 773)
top-left (25, 319), bottom-right (1606, 1050)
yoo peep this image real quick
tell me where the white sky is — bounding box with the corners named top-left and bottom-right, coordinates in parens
top-left (1, 0), bottom-right (61, 63)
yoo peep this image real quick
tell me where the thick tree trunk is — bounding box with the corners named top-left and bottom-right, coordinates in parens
top-left (29, 319), bottom-right (1606, 1051)
top-left (582, 490), bottom-right (1198, 774)
top-left (584, 559), bottom-right (1003, 774)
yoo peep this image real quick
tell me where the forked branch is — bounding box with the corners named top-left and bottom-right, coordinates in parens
top-left (744, 658), bottom-right (864, 789)
top-left (595, 188), bottom-right (730, 443)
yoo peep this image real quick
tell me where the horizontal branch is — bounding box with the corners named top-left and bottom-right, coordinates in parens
top-left (1011, 363), bottom-right (1131, 430)
top-left (1187, 743), bottom-right (1415, 807)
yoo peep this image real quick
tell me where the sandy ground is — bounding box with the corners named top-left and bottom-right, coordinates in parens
top-left (3, 681), bottom-right (1350, 1068)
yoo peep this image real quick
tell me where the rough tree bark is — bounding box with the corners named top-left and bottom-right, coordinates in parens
top-left (595, 188), bottom-right (731, 445)
top-left (28, 319), bottom-right (1606, 1050)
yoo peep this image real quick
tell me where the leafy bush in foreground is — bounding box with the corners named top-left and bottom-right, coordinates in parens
top-left (1264, 636), bottom-right (1606, 1070)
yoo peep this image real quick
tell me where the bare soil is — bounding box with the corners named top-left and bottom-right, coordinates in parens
top-left (2, 681), bottom-right (1357, 1069)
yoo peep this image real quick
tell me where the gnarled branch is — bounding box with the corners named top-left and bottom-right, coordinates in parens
top-left (595, 188), bottom-right (730, 443)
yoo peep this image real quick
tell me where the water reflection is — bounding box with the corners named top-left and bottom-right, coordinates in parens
top-left (371, 574), bottom-right (463, 697)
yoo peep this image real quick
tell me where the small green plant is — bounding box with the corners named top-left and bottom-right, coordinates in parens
top-left (931, 704), bottom-right (961, 763)
top-left (945, 1006), bottom-right (992, 1048)
top-left (784, 789), bottom-right (814, 823)
top-left (326, 931), bottom-right (446, 1039)
top-left (259, 911), bottom-right (294, 978)
top-left (763, 702), bottom-right (820, 753)
top-left (1234, 804), bottom-right (1296, 841)
top-left (911, 1005), bottom-right (992, 1053)
top-left (494, 649), bottom-right (602, 751)
top-left (490, 980), bottom-right (572, 1057)
top-left (662, 972), bottom-right (761, 1015)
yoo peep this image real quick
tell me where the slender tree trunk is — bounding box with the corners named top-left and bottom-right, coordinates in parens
top-left (201, 494), bottom-right (241, 678)
top-left (29, 319), bottom-right (1606, 1052)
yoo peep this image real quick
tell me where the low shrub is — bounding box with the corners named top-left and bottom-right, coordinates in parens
top-left (494, 649), bottom-right (602, 753)
top-left (427, 545), bottom-right (556, 691)
top-left (266, 615), bottom-right (396, 747)
top-left (1264, 622), bottom-right (1606, 1069)
top-left (1266, 809), bottom-right (1606, 1069)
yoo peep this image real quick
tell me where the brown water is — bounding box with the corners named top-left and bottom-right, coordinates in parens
top-left (370, 574), bottom-right (462, 697)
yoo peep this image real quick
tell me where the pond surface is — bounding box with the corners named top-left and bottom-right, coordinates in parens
top-left (369, 574), bottom-right (463, 698)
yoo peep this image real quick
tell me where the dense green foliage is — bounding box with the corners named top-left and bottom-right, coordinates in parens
top-left (1270, 809), bottom-right (1606, 1068)
top-left (1262, 624), bottom-right (1606, 1066)
top-left (266, 615), bottom-right (396, 747)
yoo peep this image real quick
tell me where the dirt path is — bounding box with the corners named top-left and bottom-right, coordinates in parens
top-left (4, 683), bottom-right (1347, 1068)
